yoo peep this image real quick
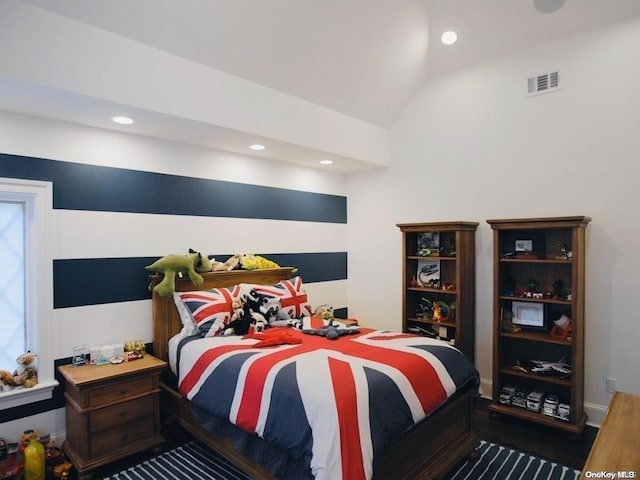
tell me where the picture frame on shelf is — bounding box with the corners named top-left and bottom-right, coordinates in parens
top-left (417, 232), bottom-right (439, 256)
top-left (507, 231), bottom-right (546, 258)
top-left (417, 259), bottom-right (440, 288)
top-left (515, 240), bottom-right (533, 252)
top-left (511, 301), bottom-right (546, 330)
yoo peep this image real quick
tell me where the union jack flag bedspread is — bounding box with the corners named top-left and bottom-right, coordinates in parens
top-left (176, 328), bottom-right (479, 480)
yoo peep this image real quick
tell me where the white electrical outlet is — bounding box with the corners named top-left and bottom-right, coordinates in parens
top-left (605, 377), bottom-right (617, 393)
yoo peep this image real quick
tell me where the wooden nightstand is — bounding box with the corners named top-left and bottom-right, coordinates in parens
top-left (336, 318), bottom-right (359, 327)
top-left (58, 354), bottom-right (167, 479)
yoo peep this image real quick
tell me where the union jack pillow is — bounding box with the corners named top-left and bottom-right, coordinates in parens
top-left (249, 276), bottom-right (313, 320)
top-left (176, 285), bottom-right (242, 337)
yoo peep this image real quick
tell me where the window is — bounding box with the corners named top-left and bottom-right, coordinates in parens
top-left (0, 178), bottom-right (56, 409)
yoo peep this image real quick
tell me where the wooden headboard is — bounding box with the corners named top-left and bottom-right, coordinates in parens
top-left (150, 267), bottom-right (296, 362)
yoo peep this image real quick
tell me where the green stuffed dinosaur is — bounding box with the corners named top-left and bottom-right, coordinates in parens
top-left (146, 248), bottom-right (212, 297)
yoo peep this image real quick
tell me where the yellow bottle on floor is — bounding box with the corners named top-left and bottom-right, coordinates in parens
top-left (23, 432), bottom-right (45, 480)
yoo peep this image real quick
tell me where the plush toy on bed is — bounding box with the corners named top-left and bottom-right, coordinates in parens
top-left (146, 248), bottom-right (213, 296)
top-left (302, 318), bottom-right (360, 340)
top-left (224, 291), bottom-right (280, 335)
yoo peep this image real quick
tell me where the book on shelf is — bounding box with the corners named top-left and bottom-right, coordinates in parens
top-left (408, 324), bottom-right (437, 337)
top-left (417, 259), bottom-right (440, 287)
top-left (417, 232), bottom-right (439, 256)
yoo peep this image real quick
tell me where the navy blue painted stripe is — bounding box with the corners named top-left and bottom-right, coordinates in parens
top-left (260, 252), bottom-right (347, 282)
top-left (53, 252), bottom-right (347, 308)
top-left (53, 257), bottom-right (156, 308)
top-left (0, 153), bottom-right (347, 223)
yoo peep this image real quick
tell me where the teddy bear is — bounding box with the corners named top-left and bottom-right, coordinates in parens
top-left (13, 351), bottom-right (38, 388)
top-left (314, 304), bottom-right (335, 322)
top-left (0, 369), bottom-right (14, 391)
top-left (210, 254), bottom-right (242, 272)
top-left (146, 248), bottom-right (213, 296)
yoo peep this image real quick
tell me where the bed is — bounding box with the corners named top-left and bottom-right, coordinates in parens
top-left (151, 267), bottom-right (479, 480)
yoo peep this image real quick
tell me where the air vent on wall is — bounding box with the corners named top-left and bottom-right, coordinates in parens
top-left (527, 71), bottom-right (559, 96)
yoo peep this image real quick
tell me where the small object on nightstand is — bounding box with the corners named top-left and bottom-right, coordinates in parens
top-left (71, 345), bottom-right (89, 367)
top-left (124, 339), bottom-right (146, 358)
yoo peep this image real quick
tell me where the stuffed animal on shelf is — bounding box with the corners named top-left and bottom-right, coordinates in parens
top-left (13, 351), bottom-right (38, 388)
top-left (239, 254), bottom-right (281, 270)
top-left (210, 254), bottom-right (242, 272)
top-left (0, 369), bottom-right (14, 391)
top-left (146, 248), bottom-right (213, 296)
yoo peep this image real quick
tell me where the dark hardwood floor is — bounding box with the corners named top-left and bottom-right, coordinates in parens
top-left (473, 397), bottom-right (597, 470)
top-left (71, 396), bottom-right (598, 479)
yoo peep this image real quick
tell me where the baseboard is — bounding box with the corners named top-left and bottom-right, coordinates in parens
top-left (49, 430), bottom-right (66, 448)
top-left (479, 377), bottom-right (492, 400)
top-left (479, 376), bottom-right (606, 428)
top-left (583, 402), bottom-right (607, 428)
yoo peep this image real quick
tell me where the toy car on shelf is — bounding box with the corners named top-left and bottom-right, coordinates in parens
top-left (542, 394), bottom-right (559, 417)
top-left (512, 387), bottom-right (530, 409)
top-left (499, 385), bottom-right (517, 405)
top-left (526, 389), bottom-right (545, 413)
top-left (555, 402), bottom-right (571, 421)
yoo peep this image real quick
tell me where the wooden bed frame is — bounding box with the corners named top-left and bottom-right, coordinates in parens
top-left (151, 267), bottom-right (477, 480)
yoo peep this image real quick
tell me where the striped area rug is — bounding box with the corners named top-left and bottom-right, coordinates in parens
top-left (445, 439), bottom-right (581, 480)
top-left (104, 439), bottom-right (581, 480)
top-left (103, 441), bottom-right (251, 480)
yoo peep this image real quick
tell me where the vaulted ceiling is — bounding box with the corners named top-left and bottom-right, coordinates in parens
top-left (2, 0), bottom-right (640, 172)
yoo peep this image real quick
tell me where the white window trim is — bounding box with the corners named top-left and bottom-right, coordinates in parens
top-left (0, 177), bottom-right (57, 410)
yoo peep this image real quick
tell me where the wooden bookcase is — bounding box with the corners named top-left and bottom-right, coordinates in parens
top-left (486, 216), bottom-right (591, 434)
top-left (397, 221), bottom-right (478, 361)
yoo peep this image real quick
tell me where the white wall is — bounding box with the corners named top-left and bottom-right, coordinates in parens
top-left (347, 16), bottom-right (640, 425)
top-left (0, 110), bottom-right (348, 440)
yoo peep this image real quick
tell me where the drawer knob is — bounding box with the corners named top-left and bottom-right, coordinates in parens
top-left (119, 410), bottom-right (128, 417)
top-left (121, 433), bottom-right (129, 441)
top-left (119, 388), bottom-right (128, 395)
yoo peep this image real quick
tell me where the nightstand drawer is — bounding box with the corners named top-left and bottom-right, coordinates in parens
top-left (90, 395), bottom-right (154, 430)
top-left (88, 375), bottom-right (154, 407)
top-left (91, 416), bottom-right (154, 456)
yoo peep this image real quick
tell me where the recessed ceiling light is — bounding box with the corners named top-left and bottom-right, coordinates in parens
top-left (441, 31), bottom-right (457, 45)
top-left (112, 116), bottom-right (134, 125)
top-left (319, 159), bottom-right (333, 165)
top-left (249, 144), bottom-right (266, 151)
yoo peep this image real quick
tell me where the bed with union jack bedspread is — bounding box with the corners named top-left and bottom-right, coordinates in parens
top-left (173, 327), bottom-right (479, 480)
